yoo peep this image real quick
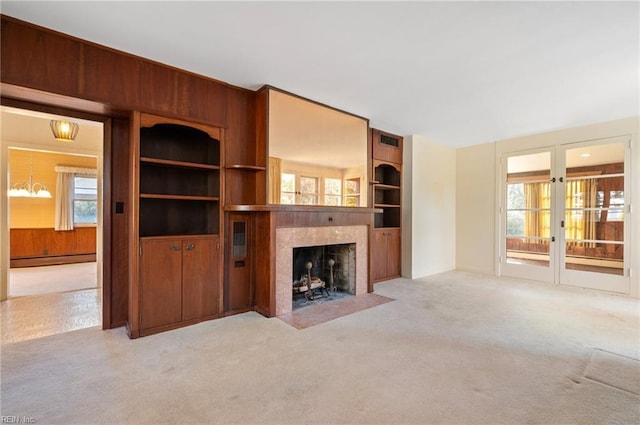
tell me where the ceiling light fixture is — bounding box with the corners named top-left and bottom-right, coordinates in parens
top-left (8, 152), bottom-right (52, 198)
top-left (50, 119), bottom-right (79, 143)
top-left (580, 153), bottom-right (591, 158)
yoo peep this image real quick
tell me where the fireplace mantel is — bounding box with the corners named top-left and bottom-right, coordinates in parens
top-left (225, 205), bottom-right (377, 317)
top-left (225, 205), bottom-right (381, 216)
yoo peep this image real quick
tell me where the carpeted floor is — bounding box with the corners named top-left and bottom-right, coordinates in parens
top-left (1, 271), bottom-right (639, 425)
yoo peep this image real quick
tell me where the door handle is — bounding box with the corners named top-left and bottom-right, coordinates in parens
top-left (185, 243), bottom-right (195, 251)
top-left (170, 244), bottom-right (181, 251)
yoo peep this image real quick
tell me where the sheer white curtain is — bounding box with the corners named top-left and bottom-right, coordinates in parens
top-left (54, 166), bottom-right (96, 231)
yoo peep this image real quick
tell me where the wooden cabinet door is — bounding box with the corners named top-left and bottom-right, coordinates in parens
top-left (372, 229), bottom-right (401, 282)
top-left (226, 215), bottom-right (252, 311)
top-left (386, 229), bottom-right (401, 278)
top-left (182, 238), bottom-right (219, 321)
top-left (371, 229), bottom-right (389, 282)
top-left (139, 239), bottom-right (182, 330)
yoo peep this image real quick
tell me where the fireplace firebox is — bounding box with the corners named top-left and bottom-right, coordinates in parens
top-left (292, 243), bottom-right (356, 309)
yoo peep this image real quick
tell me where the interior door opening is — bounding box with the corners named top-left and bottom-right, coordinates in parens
top-left (1, 105), bottom-right (104, 342)
top-left (500, 136), bottom-right (630, 294)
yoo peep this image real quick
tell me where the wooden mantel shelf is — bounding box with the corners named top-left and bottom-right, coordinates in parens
top-left (225, 205), bottom-right (382, 214)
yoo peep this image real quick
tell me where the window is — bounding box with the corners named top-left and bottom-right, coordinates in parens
top-left (73, 175), bottom-right (97, 225)
top-left (299, 176), bottom-right (318, 205)
top-left (324, 178), bottom-right (342, 206)
top-left (280, 172), bottom-right (296, 204)
top-left (344, 178), bottom-right (360, 207)
top-left (280, 173), bottom-right (319, 205)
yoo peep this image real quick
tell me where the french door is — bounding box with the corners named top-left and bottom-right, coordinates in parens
top-left (501, 136), bottom-right (631, 294)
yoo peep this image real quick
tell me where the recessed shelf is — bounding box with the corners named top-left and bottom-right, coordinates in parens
top-left (226, 164), bottom-right (266, 171)
top-left (138, 120), bottom-right (221, 237)
top-left (140, 194), bottom-right (219, 202)
top-left (374, 203), bottom-right (401, 208)
top-left (375, 184), bottom-right (400, 190)
top-left (140, 157), bottom-right (220, 170)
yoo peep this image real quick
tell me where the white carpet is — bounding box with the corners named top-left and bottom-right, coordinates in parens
top-left (9, 262), bottom-right (97, 297)
top-left (1, 271), bottom-right (639, 424)
top-left (583, 349), bottom-right (640, 395)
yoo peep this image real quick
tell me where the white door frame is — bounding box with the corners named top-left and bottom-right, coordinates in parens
top-left (499, 136), bottom-right (631, 295)
top-left (556, 135), bottom-right (631, 294)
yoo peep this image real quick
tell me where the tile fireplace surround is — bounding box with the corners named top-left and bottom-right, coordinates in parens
top-left (275, 225), bottom-right (368, 316)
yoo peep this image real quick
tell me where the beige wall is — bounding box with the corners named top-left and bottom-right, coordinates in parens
top-left (9, 150), bottom-right (97, 228)
top-left (455, 143), bottom-right (496, 274)
top-left (403, 135), bottom-right (457, 278)
top-left (455, 116), bottom-right (639, 297)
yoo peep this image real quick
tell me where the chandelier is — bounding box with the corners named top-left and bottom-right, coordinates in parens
top-left (8, 152), bottom-right (52, 198)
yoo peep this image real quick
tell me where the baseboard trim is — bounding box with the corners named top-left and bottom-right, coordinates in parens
top-left (10, 254), bottom-right (96, 268)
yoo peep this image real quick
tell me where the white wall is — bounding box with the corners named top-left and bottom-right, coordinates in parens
top-left (456, 116), bottom-right (639, 297)
top-left (403, 135), bottom-right (456, 278)
top-left (455, 143), bottom-right (496, 274)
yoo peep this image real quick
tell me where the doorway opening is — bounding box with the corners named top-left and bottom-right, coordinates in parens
top-left (1, 106), bottom-right (104, 342)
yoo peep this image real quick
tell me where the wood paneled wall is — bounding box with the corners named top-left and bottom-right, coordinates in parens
top-left (1, 16), bottom-right (228, 126)
top-left (10, 227), bottom-right (96, 260)
top-left (1, 15), bottom-right (257, 329)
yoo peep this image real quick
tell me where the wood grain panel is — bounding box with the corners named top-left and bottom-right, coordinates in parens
top-left (1, 17), bottom-right (229, 128)
top-left (177, 73), bottom-right (227, 128)
top-left (226, 88), bottom-right (257, 165)
top-left (182, 237), bottom-right (219, 321)
top-left (371, 229), bottom-right (388, 282)
top-left (79, 44), bottom-right (142, 107)
top-left (109, 117), bottom-right (131, 326)
top-left (10, 227), bottom-right (97, 258)
top-left (1, 17), bottom-right (80, 95)
top-left (386, 228), bottom-right (401, 277)
top-left (252, 212), bottom-right (275, 317)
top-left (372, 128), bottom-right (403, 164)
top-left (141, 61), bottom-right (177, 114)
top-left (225, 88), bottom-right (260, 205)
top-left (225, 214), bottom-right (252, 312)
top-left (255, 87), bottom-right (268, 204)
top-left (139, 238), bottom-right (182, 330)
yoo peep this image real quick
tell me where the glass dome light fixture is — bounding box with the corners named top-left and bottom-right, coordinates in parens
top-left (8, 153), bottom-right (52, 198)
top-left (50, 119), bottom-right (79, 143)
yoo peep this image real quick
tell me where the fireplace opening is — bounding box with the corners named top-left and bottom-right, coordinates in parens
top-left (292, 243), bottom-right (356, 310)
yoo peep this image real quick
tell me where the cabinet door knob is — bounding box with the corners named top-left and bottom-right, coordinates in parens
top-left (170, 244), bottom-right (181, 251)
top-left (185, 243), bottom-right (195, 251)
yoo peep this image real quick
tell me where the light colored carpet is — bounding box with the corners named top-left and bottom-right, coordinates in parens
top-left (583, 349), bottom-right (640, 395)
top-left (9, 262), bottom-right (97, 297)
top-left (1, 271), bottom-right (639, 425)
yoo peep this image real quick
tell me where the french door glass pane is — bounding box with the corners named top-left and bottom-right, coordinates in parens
top-left (564, 142), bottom-right (624, 276)
top-left (300, 176), bottom-right (318, 205)
top-left (505, 152), bottom-right (551, 267)
top-left (324, 178), bottom-right (341, 205)
top-left (280, 173), bottom-right (295, 204)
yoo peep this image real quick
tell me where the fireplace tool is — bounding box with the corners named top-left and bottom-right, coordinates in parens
top-left (303, 261), bottom-right (329, 300)
top-left (327, 259), bottom-right (336, 291)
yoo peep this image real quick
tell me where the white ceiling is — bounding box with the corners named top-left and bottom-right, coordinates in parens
top-left (2, 1), bottom-right (638, 148)
top-left (1, 106), bottom-right (103, 155)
